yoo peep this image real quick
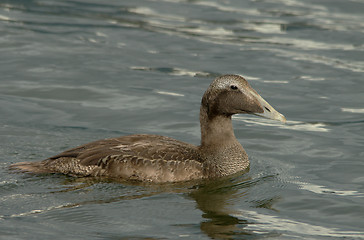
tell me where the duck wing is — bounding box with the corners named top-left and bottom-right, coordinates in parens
top-left (48, 134), bottom-right (200, 165)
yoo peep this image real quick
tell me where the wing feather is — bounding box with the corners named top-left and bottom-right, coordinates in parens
top-left (47, 134), bottom-right (201, 166)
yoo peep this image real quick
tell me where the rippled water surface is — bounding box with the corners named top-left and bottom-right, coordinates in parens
top-left (1, 0), bottom-right (364, 239)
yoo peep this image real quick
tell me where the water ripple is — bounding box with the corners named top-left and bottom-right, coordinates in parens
top-left (239, 210), bottom-right (364, 239)
top-left (234, 117), bottom-right (330, 132)
top-left (295, 180), bottom-right (364, 197)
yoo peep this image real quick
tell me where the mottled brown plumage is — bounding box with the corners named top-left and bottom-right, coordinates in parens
top-left (11, 75), bottom-right (285, 182)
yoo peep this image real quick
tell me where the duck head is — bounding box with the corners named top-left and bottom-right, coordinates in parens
top-left (201, 74), bottom-right (286, 123)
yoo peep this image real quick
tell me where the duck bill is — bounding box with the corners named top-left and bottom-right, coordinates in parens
top-left (250, 91), bottom-right (286, 123)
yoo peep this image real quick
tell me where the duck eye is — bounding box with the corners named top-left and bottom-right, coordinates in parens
top-left (230, 85), bottom-right (238, 90)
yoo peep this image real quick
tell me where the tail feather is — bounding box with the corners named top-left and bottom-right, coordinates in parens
top-left (9, 161), bottom-right (52, 174)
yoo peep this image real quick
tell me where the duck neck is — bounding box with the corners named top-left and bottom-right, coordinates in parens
top-left (199, 105), bottom-right (237, 148)
top-left (198, 104), bottom-right (249, 177)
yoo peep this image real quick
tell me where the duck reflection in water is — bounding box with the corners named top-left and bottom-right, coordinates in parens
top-left (190, 173), bottom-right (281, 239)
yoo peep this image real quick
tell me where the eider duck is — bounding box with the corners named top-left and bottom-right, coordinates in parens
top-left (11, 75), bottom-right (285, 182)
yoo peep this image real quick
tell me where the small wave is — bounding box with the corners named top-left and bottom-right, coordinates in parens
top-left (234, 117), bottom-right (330, 133)
top-left (341, 108), bottom-right (364, 114)
top-left (237, 209), bottom-right (364, 238)
top-left (0, 204), bottom-right (72, 220)
top-left (130, 66), bottom-right (213, 77)
top-left (295, 180), bottom-right (364, 197)
top-left (155, 91), bottom-right (184, 97)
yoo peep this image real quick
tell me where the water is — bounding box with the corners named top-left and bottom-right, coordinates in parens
top-left (1, 0), bottom-right (364, 239)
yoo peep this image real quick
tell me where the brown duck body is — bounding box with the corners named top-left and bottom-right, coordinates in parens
top-left (11, 75), bottom-right (285, 182)
top-left (21, 134), bottom-right (247, 182)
